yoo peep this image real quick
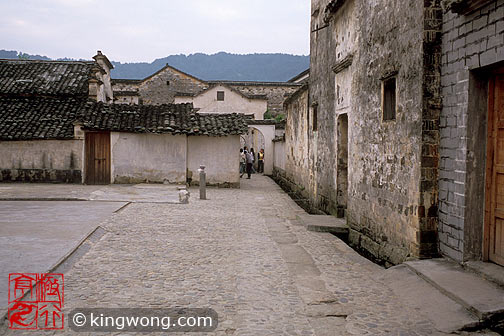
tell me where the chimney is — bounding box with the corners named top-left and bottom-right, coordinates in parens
top-left (92, 50), bottom-right (114, 103)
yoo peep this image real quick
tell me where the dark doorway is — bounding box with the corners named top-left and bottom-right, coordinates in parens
top-left (85, 132), bottom-right (111, 185)
top-left (336, 114), bottom-right (348, 216)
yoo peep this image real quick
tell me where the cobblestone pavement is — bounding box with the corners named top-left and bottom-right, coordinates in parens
top-left (1, 176), bottom-right (493, 335)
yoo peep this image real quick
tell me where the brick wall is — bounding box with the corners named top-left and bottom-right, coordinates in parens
top-left (419, 1), bottom-right (443, 259)
top-left (439, 0), bottom-right (504, 261)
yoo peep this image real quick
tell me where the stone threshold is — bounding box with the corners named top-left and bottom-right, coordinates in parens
top-left (463, 261), bottom-right (504, 289)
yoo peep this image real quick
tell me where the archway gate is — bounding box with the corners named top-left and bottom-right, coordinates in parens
top-left (245, 121), bottom-right (277, 175)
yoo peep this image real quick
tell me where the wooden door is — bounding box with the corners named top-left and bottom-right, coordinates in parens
top-left (85, 132), bottom-right (111, 185)
top-left (486, 74), bottom-right (504, 266)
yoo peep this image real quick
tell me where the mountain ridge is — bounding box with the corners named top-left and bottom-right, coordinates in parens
top-left (0, 50), bottom-right (309, 82)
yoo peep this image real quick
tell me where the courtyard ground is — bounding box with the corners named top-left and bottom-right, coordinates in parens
top-left (0, 176), bottom-right (501, 335)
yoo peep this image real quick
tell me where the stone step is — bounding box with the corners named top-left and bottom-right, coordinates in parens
top-left (404, 258), bottom-right (504, 322)
top-left (299, 214), bottom-right (349, 236)
top-left (382, 264), bottom-right (480, 333)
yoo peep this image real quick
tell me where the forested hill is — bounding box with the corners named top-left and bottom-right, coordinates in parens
top-left (0, 50), bottom-right (309, 82)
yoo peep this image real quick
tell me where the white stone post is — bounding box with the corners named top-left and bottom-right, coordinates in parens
top-left (198, 165), bottom-right (206, 200)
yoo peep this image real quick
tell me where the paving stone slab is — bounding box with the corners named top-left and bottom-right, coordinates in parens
top-left (268, 231), bottom-right (298, 244)
top-left (278, 244), bottom-right (316, 264)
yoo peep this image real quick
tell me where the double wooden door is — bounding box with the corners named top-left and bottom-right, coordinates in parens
top-left (486, 74), bottom-right (504, 266)
top-left (85, 132), bottom-right (111, 185)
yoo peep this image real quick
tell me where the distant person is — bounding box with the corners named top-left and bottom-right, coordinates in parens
top-left (258, 149), bottom-right (265, 173)
top-left (239, 148), bottom-right (246, 178)
top-left (245, 149), bottom-right (254, 179)
top-left (250, 148), bottom-right (256, 173)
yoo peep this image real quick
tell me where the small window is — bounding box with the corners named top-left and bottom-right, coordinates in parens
top-left (217, 91), bottom-right (225, 101)
top-left (382, 77), bottom-right (396, 121)
top-left (166, 80), bottom-right (170, 86)
top-left (312, 104), bottom-right (318, 131)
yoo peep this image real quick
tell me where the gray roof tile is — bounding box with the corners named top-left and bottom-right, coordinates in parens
top-left (0, 98), bottom-right (249, 140)
top-left (80, 103), bottom-right (249, 136)
top-left (0, 96), bottom-right (87, 140)
top-left (0, 60), bottom-right (94, 96)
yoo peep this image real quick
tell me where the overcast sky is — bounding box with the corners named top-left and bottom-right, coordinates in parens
top-left (0, 0), bottom-right (310, 63)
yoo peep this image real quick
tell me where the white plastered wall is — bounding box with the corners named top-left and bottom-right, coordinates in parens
top-left (110, 133), bottom-right (187, 183)
top-left (187, 135), bottom-right (240, 185)
top-left (175, 85), bottom-right (267, 120)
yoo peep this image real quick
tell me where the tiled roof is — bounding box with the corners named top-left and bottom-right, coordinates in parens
top-left (0, 60), bottom-right (95, 97)
top-left (207, 80), bottom-right (301, 87)
top-left (0, 96), bottom-right (87, 140)
top-left (113, 91), bottom-right (139, 96)
top-left (111, 79), bottom-right (142, 84)
top-left (0, 98), bottom-right (248, 140)
top-left (288, 68), bottom-right (310, 83)
top-left (79, 103), bottom-right (249, 136)
top-left (247, 119), bottom-right (285, 127)
top-left (175, 91), bottom-right (196, 97)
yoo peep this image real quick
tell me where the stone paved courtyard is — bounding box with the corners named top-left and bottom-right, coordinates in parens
top-left (1, 176), bottom-right (497, 335)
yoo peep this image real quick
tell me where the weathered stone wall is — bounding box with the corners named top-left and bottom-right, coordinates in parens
top-left (114, 94), bottom-right (139, 105)
top-left (0, 140), bottom-right (83, 183)
top-left (309, 0), bottom-right (357, 216)
top-left (138, 66), bottom-right (208, 105)
top-left (112, 80), bottom-right (140, 92)
top-left (290, 0), bottom-right (443, 265)
top-left (284, 86), bottom-right (312, 199)
top-left (348, 0), bottom-right (441, 265)
top-left (439, 0), bottom-right (504, 261)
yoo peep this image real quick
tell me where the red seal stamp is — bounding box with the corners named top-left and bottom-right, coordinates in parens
top-left (8, 273), bottom-right (64, 330)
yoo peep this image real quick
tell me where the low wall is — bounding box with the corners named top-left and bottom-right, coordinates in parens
top-left (273, 140), bottom-right (285, 171)
top-left (187, 135), bottom-right (240, 187)
top-left (0, 139), bottom-right (83, 183)
top-left (110, 133), bottom-right (187, 184)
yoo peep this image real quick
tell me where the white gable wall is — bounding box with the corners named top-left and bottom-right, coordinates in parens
top-left (175, 85), bottom-right (267, 120)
